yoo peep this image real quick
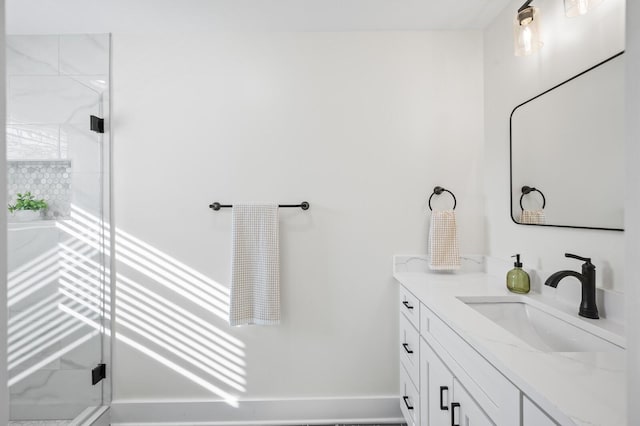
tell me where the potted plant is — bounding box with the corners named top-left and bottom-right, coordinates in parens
top-left (8, 192), bottom-right (48, 222)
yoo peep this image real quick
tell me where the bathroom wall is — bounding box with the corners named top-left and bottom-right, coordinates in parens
top-left (483, 0), bottom-right (626, 291)
top-left (626, 1), bottom-right (640, 423)
top-left (110, 30), bottom-right (484, 415)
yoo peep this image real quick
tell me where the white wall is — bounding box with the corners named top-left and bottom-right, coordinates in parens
top-left (483, 0), bottom-right (626, 291)
top-left (111, 31), bottom-right (484, 407)
top-left (626, 0), bottom-right (640, 422)
top-left (5, 0), bottom-right (512, 33)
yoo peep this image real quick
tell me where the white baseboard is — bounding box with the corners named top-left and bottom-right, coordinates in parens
top-left (69, 406), bottom-right (110, 426)
top-left (111, 396), bottom-right (404, 425)
top-left (85, 406), bottom-right (110, 426)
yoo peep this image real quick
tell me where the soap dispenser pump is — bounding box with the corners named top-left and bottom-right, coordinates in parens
top-left (506, 254), bottom-right (530, 294)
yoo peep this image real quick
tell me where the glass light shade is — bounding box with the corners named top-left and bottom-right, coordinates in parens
top-left (514, 7), bottom-right (543, 56)
top-left (564, 0), bottom-right (605, 17)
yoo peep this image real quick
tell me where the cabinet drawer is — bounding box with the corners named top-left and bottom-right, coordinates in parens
top-left (399, 285), bottom-right (420, 329)
top-left (400, 363), bottom-right (420, 426)
top-left (399, 312), bottom-right (420, 389)
top-left (420, 303), bottom-right (519, 424)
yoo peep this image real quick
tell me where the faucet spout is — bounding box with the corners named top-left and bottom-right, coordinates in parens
top-left (544, 254), bottom-right (599, 319)
top-left (545, 270), bottom-right (585, 288)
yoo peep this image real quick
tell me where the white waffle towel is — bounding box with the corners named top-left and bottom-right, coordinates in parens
top-left (428, 209), bottom-right (461, 271)
top-left (519, 209), bottom-right (546, 225)
top-left (229, 204), bottom-right (280, 326)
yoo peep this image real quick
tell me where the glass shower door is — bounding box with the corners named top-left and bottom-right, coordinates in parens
top-left (6, 34), bottom-right (111, 423)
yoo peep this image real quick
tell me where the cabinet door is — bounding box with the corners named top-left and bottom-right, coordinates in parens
top-left (523, 396), bottom-right (557, 426)
top-left (420, 339), bottom-right (454, 426)
top-left (451, 378), bottom-right (495, 426)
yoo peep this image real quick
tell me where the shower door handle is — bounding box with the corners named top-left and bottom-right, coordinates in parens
top-left (92, 363), bottom-right (106, 385)
top-left (90, 115), bottom-right (105, 133)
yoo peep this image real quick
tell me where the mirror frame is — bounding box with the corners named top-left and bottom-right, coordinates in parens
top-left (509, 51), bottom-right (625, 232)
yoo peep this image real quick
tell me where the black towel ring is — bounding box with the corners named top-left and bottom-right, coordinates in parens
top-left (519, 186), bottom-right (546, 210)
top-left (428, 186), bottom-right (457, 211)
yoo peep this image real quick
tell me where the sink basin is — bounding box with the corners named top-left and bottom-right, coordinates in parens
top-left (457, 296), bottom-right (624, 353)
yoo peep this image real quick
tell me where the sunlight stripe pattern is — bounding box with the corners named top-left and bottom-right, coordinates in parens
top-left (230, 204), bottom-right (280, 326)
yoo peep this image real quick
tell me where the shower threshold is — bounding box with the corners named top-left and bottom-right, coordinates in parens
top-left (10, 406), bottom-right (109, 426)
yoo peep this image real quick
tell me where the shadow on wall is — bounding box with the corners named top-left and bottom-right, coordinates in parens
top-left (8, 205), bottom-right (245, 407)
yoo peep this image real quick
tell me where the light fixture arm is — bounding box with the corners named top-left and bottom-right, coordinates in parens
top-left (518, 0), bottom-right (534, 13)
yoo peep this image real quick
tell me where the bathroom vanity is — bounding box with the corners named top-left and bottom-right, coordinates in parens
top-left (394, 256), bottom-right (625, 426)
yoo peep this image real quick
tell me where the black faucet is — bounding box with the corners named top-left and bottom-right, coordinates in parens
top-left (544, 253), bottom-right (599, 319)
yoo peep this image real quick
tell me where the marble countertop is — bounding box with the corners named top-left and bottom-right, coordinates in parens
top-left (394, 256), bottom-right (626, 426)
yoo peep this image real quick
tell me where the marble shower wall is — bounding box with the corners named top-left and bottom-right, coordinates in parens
top-left (7, 34), bottom-right (109, 219)
top-left (6, 34), bottom-right (110, 421)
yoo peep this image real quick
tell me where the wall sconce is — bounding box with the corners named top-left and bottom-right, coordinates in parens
top-left (564, 0), bottom-right (604, 17)
top-left (514, 0), bottom-right (543, 56)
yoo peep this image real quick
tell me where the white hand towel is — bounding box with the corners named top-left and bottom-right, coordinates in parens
top-left (519, 209), bottom-right (546, 225)
top-left (230, 204), bottom-right (280, 326)
top-left (428, 209), bottom-right (461, 271)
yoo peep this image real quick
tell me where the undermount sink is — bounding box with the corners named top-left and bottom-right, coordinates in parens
top-left (457, 296), bottom-right (624, 353)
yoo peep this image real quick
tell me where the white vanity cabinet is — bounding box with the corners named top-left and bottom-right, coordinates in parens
top-left (399, 284), bottom-right (520, 426)
top-left (395, 262), bottom-right (625, 426)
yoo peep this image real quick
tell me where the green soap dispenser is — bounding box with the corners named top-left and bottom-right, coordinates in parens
top-left (506, 254), bottom-right (530, 294)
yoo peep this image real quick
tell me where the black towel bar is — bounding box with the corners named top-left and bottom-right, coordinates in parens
top-left (209, 201), bottom-right (310, 211)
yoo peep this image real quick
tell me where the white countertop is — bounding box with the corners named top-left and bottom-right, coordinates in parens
top-left (394, 257), bottom-right (626, 426)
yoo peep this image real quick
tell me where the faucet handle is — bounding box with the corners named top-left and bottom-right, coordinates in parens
top-left (565, 253), bottom-right (592, 264)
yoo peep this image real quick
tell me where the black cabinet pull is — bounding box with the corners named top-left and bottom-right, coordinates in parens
top-left (439, 386), bottom-right (449, 410)
top-left (451, 402), bottom-right (460, 426)
top-left (402, 343), bottom-right (414, 354)
top-left (402, 300), bottom-right (414, 310)
top-left (403, 395), bottom-right (414, 410)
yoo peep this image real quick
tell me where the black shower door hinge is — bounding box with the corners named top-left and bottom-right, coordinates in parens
top-left (92, 363), bottom-right (106, 385)
top-left (90, 115), bottom-right (105, 133)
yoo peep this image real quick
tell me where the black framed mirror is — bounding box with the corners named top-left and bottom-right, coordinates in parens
top-left (510, 51), bottom-right (625, 231)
